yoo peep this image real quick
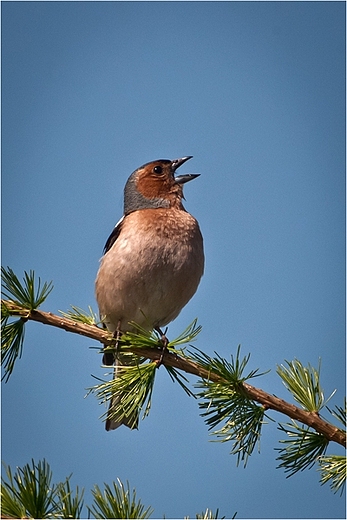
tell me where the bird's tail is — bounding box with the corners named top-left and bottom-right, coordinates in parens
top-left (104, 353), bottom-right (139, 431)
top-left (105, 399), bottom-right (139, 431)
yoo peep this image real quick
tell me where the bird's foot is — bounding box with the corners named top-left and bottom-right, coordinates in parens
top-left (102, 321), bottom-right (122, 365)
top-left (155, 327), bottom-right (169, 367)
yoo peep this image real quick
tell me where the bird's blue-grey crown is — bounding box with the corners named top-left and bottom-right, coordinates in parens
top-left (123, 156), bottom-right (198, 215)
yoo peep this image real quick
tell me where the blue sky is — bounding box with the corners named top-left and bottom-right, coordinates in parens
top-left (1, 1), bottom-right (345, 518)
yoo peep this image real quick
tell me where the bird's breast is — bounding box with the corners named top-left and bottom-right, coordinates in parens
top-left (95, 208), bottom-right (204, 331)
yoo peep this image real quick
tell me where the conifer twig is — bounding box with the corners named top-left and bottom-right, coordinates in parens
top-left (2, 299), bottom-right (345, 447)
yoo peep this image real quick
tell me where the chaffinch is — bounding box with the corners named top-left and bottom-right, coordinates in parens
top-left (95, 156), bottom-right (204, 430)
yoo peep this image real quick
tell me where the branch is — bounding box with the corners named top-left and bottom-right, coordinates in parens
top-left (2, 299), bottom-right (345, 448)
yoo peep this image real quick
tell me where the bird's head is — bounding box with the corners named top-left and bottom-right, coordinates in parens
top-left (124, 156), bottom-right (199, 214)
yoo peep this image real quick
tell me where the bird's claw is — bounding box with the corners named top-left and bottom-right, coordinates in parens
top-left (155, 327), bottom-right (169, 368)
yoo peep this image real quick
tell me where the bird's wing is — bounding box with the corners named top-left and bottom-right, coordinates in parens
top-left (103, 216), bottom-right (125, 254)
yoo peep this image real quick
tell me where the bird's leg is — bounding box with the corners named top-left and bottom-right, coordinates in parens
top-left (113, 320), bottom-right (122, 364)
top-left (155, 326), bottom-right (169, 367)
top-left (102, 320), bottom-right (122, 366)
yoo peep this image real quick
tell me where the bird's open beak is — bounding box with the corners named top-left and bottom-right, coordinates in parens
top-left (172, 156), bottom-right (200, 184)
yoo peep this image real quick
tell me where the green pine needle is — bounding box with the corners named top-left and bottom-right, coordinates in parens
top-left (93, 321), bottom-right (202, 427)
top-left (1, 316), bottom-right (26, 382)
top-left (88, 479), bottom-right (154, 519)
top-left (192, 346), bottom-right (269, 466)
top-left (197, 380), bottom-right (266, 466)
top-left (1, 268), bottom-right (53, 381)
top-left (56, 477), bottom-right (85, 518)
top-left (276, 420), bottom-right (329, 476)
top-left (0, 459), bottom-right (59, 519)
top-left (0, 464), bottom-right (27, 519)
top-left (189, 345), bottom-right (269, 384)
top-left (1, 266), bottom-right (53, 310)
top-left (169, 318), bottom-right (202, 346)
top-left (2, 460), bottom-right (155, 518)
top-left (1, 300), bottom-right (13, 320)
top-left (90, 360), bottom-right (157, 425)
top-left (165, 365), bottom-right (195, 397)
top-left (319, 455), bottom-right (346, 495)
top-left (185, 508), bottom-right (230, 519)
top-left (120, 325), bottom-right (165, 350)
top-left (277, 359), bottom-right (335, 412)
top-left (59, 305), bottom-right (99, 326)
top-left (327, 400), bottom-right (346, 428)
top-left (211, 398), bottom-right (266, 466)
top-left (122, 318), bottom-right (201, 353)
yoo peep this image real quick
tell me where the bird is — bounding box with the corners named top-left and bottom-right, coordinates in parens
top-left (95, 156), bottom-right (204, 431)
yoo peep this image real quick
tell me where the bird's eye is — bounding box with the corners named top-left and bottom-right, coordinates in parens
top-left (153, 165), bottom-right (163, 174)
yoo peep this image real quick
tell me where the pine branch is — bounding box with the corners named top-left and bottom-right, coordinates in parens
top-left (0, 459), bottom-right (59, 519)
top-left (1, 459), bottom-right (230, 519)
top-left (318, 455), bottom-right (346, 494)
top-left (87, 479), bottom-right (154, 519)
top-left (2, 298), bottom-right (345, 448)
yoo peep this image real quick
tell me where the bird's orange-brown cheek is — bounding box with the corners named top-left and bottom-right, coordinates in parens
top-left (136, 174), bottom-right (175, 200)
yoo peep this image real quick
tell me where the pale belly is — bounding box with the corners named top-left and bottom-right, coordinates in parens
top-left (95, 211), bottom-right (204, 332)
